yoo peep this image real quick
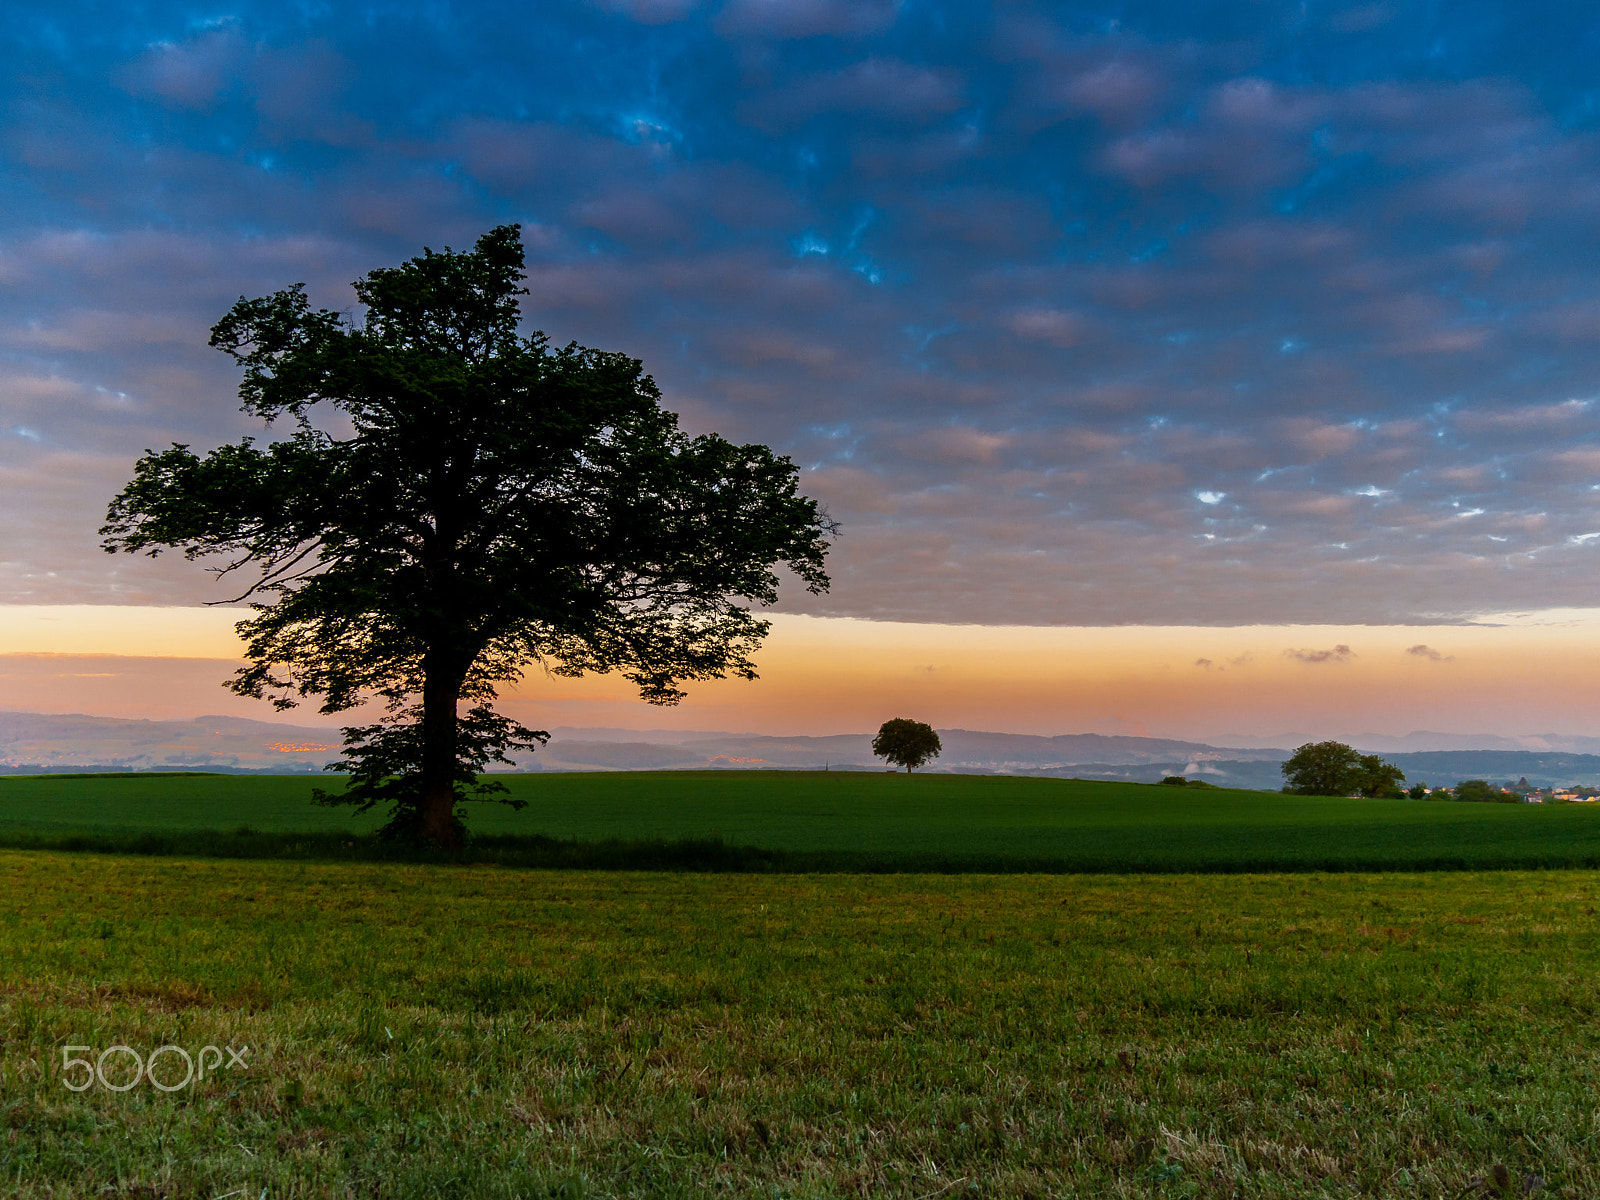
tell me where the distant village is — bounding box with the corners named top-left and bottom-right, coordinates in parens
top-left (1415, 779), bottom-right (1600, 803)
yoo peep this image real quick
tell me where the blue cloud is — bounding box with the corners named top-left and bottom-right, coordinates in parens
top-left (1, 0), bottom-right (1598, 622)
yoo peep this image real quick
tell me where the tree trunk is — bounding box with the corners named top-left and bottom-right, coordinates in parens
top-left (419, 658), bottom-right (464, 849)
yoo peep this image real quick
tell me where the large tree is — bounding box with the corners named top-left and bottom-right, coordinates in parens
top-left (1280, 740), bottom-right (1404, 798)
top-left (103, 226), bottom-right (832, 846)
top-left (1281, 741), bottom-right (1360, 795)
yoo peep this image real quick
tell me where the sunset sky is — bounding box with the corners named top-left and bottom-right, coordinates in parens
top-left (4, 1), bottom-right (1600, 741)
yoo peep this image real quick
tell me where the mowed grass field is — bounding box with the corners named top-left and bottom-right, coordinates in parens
top-left (3, 854), bottom-right (1599, 1198)
top-left (4, 770), bottom-right (1600, 871)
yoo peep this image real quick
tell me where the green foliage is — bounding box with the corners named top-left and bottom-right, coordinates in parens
top-left (1354, 752), bottom-right (1407, 799)
top-left (5, 853), bottom-right (1600, 1196)
top-left (871, 718), bottom-right (942, 772)
top-left (102, 227), bottom-right (831, 845)
top-left (1282, 740), bottom-right (1362, 795)
top-left (1160, 775), bottom-right (1188, 786)
top-left (312, 704), bottom-right (547, 842)
top-left (1282, 740), bottom-right (1405, 797)
top-left (1450, 779), bottom-right (1522, 804)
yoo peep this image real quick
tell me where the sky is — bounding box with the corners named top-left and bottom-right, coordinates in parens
top-left (6, 604), bottom-right (1600, 743)
top-left (4, 1), bottom-right (1600, 739)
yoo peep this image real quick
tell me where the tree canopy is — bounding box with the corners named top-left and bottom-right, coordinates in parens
top-left (1449, 779), bottom-right (1520, 804)
top-left (102, 226), bottom-right (833, 846)
top-left (1280, 741), bottom-right (1405, 798)
top-left (872, 719), bottom-right (942, 773)
top-left (1352, 754), bottom-right (1407, 799)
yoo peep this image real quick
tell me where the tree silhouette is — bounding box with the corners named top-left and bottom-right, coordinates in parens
top-left (103, 226), bottom-right (833, 846)
top-left (872, 718), bottom-right (942, 773)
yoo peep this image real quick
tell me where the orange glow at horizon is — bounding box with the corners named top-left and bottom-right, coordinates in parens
top-left (2, 606), bottom-right (1599, 740)
top-left (494, 612), bottom-right (1600, 740)
top-left (0, 605), bottom-right (248, 658)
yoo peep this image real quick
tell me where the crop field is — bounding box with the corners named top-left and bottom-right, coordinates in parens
top-left (4, 770), bottom-right (1600, 872)
top-left (3, 853), bottom-right (1599, 1198)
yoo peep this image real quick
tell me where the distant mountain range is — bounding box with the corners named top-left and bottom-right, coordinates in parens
top-left (3, 710), bottom-right (1599, 789)
top-left (538, 728), bottom-right (1290, 772)
top-left (0, 710), bottom-right (344, 773)
top-left (1243, 729), bottom-right (1600, 755)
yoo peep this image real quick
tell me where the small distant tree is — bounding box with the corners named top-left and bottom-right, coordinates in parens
top-left (1452, 779), bottom-right (1519, 803)
top-left (872, 718), bottom-right (941, 773)
top-left (1407, 781), bottom-right (1428, 800)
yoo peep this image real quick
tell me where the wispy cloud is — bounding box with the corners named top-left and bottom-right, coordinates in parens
top-left (1406, 644), bottom-right (1454, 662)
top-left (1285, 645), bottom-right (1356, 665)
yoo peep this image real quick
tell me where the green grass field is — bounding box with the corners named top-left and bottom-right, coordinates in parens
top-left (4, 770), bottom-right (1600, 871)
top-left (4, 853), bottom-right (1598, 1198)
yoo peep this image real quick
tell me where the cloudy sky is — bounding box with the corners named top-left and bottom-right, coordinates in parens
top-left (5, 1), bottom-right (1600, 736)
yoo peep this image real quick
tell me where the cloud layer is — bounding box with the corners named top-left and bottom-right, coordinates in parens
top-left (4, 1), bottom-right (1600, 624)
